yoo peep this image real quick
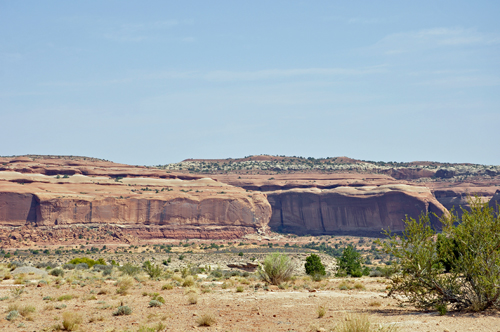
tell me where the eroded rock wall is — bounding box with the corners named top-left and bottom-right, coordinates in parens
top-left (0, 191), bottom-right (271, 239)
top-left (267, 186), bottom-right (446, 236)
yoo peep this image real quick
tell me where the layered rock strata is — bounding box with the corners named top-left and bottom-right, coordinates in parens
top-left (0, 164), bottom-right (272, 242)
top-left (266, 185), bottom-right (447, 236)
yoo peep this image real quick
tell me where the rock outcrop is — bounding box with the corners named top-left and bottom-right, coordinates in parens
top-left (266, 185), bottom-right (447, 236)
top-left (0, 157), bottom-right (272, 243)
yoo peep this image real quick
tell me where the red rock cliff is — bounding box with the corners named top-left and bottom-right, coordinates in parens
top-left (267, 185), bottom-right (447, 236)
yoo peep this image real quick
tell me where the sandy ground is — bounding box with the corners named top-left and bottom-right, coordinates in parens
top-left (0, 268), bottom-right (499, 332)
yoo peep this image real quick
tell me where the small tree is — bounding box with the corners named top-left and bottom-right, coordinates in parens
top-left (258, 252), bottom-right (294, 285)
top-left (380, 197), bottom-right (500, 312)
top-left (337, 245), bottom-right (363, 277)
top-left (305, 254), bottom-right (326, 276)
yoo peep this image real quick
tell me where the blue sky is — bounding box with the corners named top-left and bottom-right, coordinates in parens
top-left (1, 1), bottom-right (499, 165)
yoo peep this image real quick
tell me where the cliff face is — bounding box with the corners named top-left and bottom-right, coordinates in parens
top-left (0, 158), bottom-right (272, 243)
top-left (0, 192), bottom-right (270, 239)
top-left (267, 185), bottom-right (446, 236)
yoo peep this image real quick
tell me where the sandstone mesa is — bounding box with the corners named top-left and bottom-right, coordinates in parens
top-left (0, 155), bottom-right (498, 247)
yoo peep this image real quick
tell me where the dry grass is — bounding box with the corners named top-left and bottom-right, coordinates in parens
top-left (187, 292), bottom-right (198, 305)
top-left (182, 275), bottom-right (195, 287)
top-left (19, 304), bottom-right (36, 317)
top-left (317, 305), bottom-right (326, 318)
top-left (196, 312), bottom-right (216, 326)
top-left (354, 281), bottom-right (366, 290)
top-left (62, 311), bottom-right (83, 331)
top-left (369, 301), bottom-right (382, 307)
top-left (337, 313), bottom-right (399, 332)
top-left (116, 276), bottom-right (134, 295)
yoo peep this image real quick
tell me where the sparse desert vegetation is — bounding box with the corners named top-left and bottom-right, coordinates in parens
top-left (0, 226), bottom-right (497, 331)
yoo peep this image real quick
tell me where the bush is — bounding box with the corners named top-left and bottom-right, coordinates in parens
top-left (182, 275), bottom-right (195, 287)
top-left (68, 257), bottom-right (102, 268)
top-left (380, 197), bottom-right (500, 312)
top-left (162, 283), bottom-right (174, 290)
top-left (63, 264), bottom-right (75, 270)
top-left (50, 268), bottom-right (64, 277)
top-left (113, 305), bottom-right (132, 316)
top-left (6, 310), bottom-right (18, 321)
top-left (258, 252), bottom-right (294, 285)
top-left (119, 263), bottom-right (141, 276)
top-left (57, 294), bottom-right (75, 301)
top-left (75, 263), bottom-right (89, 270)
top-left (149, 300), bottom-right (162, 307)
top-left (337, 245), bottom-right (363, 277)
top-left (143, 261), bottom-right (162, 279)
top-left (304, 254), bottom-right (325, 276)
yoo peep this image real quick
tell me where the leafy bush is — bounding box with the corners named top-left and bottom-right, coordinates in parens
top-left (304, 254), bottom-right (325, 276)
top-left (380, 197), bottom-right (500, 312)
top-left (63, 264), bottom-right (75, 270)
top-left (50, 268), bottom-right (64, 277)
top-left (258, 252), bottom-right (294, 285)
top-left (337, 245), bottom-right (364, 277)
top-left (113, 305), bottom-right (132, 316)
top-left (143, 261), bottom-right (162, 279)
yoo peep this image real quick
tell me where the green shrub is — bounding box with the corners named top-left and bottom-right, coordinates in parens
top-left (6, 310), bottom-right (18, 321)
top-left (380, 197), bottom-right (500, 312)
top-left (143, 261), bottom-right (162, 279)
top-left (258, 252), bottom-right (294, 285)
top-left (304, 254), bottom-right (325, 276)
top-left (68, 257), bottom-right (101, 268)
top-left (119, 263), bottom-right (141, 276)
top-left (57, 294), bottom-right (75, 301)
top-left (50, 268), bottom-right (64, 277)
top-left (113, 305), bottom-right (132, 316)
top-left (337, 245), bottom-right (364, 277)
top-left (149, 300), bottom-right (162, 307)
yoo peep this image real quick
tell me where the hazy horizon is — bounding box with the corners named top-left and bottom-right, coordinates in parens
top-left (1, 1), bottom-right (499, 165)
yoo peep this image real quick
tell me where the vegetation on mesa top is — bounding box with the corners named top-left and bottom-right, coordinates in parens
top-left (156, 154), bottom-right (500, 177)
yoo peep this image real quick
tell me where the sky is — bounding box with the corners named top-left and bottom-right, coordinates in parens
top-left (1, 1), bottom-right (499, 166)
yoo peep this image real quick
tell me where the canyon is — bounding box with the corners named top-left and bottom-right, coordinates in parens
top-left (0, 155), bottom-right (499, 246)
